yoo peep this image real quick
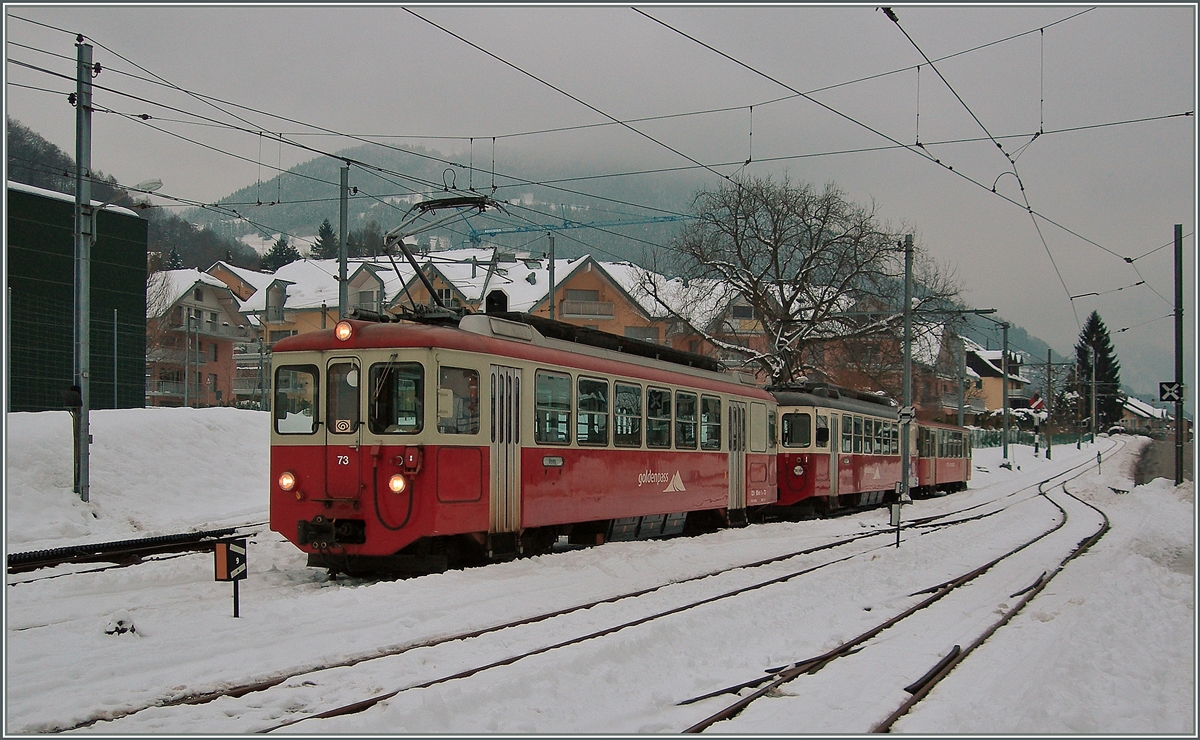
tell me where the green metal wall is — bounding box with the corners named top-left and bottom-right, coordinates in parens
top-left (7, 187), bottom-right (148, 411)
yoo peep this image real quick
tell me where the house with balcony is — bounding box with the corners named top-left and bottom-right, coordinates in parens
top-left (964, 337), bottom-right (1031, 419)
top-left (145, 269), bottom-right (248, 407)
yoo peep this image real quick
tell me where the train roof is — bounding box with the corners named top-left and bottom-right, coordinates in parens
top-left (272, 311), bottom-right (772, 400)
top-left (768, 382), bottom-right (900, 418)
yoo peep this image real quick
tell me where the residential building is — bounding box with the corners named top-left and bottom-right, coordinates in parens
top-left (145, 270), bottom-right (247, 407)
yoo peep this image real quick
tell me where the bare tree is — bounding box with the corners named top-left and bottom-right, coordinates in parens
top-left (638, 174), bottom-right (960, 385)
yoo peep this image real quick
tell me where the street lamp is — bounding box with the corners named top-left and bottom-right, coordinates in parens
top-left (72, 177), bottom-right (163, 502)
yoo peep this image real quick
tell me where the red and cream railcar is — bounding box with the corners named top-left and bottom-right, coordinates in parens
top-left (914, 421), bottom-right (972, 495)
top-left (770, 383), bottom-right (916, 513)
top-left (269, 312), bottom-right (777, 572)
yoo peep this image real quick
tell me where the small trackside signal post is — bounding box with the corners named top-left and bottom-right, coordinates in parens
top-left (214, 539), bottom-right (248, 617)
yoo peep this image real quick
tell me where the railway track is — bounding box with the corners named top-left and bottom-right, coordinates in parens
top-left (680, 444), bottom-right (1120, 733)
top-left (58, 447), bottom-right (1115, 734)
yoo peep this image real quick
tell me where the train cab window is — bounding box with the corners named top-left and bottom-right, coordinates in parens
top-left (853, 416), bottom-right (863, 454)
top-left (815, 414), bottom-right (829, 448)
top-left (701, 396), bottom-right (722, 451)
top-left (781, 412), bottom-right (812, 448)
top-left (768, 410), bottom-right (777, 449)
top-left (274, 365), bottom-right (318, 435)
top-left (675, 392), bottom-right (698, 449)
top-left (842, 414), bottom-right (852, 453)
top-left (535, 370), bottom-right (571, 445)
top-left (437, 367), bottom-right (480, 435)
top-left (614, 383), bottom-right (642, 447)
top-left (369, 361), bottom-right (424, 434)
top-left (327, 362), bottom-right (361, 434)
top-left (577, 378), bottom-right (609, 445)
top-left (647, 387), bottom-right (671, 448)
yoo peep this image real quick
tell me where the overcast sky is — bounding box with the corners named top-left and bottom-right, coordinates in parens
top-left (4, 4), bottom-right (1195, 405)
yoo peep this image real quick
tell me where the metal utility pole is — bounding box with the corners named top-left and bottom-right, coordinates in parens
top-left (1091, 345), bottom-right (1098, 444)
top-left (1045, 349), bottom-right (1053, 460)
top-left (339, 164), bottom-right (349, 318)
top-left (113, 309), bottom-right (118, 408)
top-left (547, 233), bottom-right (556, 320)
top-left (900, 234), bottom-right (914, 503)
top-left (73, 39), bottom-right (94, 502)
top-left (1001, 322), bottom-right (1010, 466)
top-left (1174, 224), bottom-right (1185, 485)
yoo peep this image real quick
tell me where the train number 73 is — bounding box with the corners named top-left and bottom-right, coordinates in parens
top-left (336, 455), bottom-right (350, 466)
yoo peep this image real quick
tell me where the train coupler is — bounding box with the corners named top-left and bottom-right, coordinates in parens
top-left (298, 516), bottom-right (366, 547)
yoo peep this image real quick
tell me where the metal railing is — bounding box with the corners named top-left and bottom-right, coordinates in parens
top-left (146, 380), bottom-right (185, 396)
top-left (560, 299), bottom-right (615, 318)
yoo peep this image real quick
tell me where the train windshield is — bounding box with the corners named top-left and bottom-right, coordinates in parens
top-left (274, 365), bottom-right (319, 434)
top-left (369, 361), bottom-right (424, 434)
top-left (781, 412), bottom-right (812, 448)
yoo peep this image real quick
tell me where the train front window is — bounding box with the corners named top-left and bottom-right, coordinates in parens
top-left (701, 396), bottom-right (721, 451)
top-left (647, 387), bottom-right (671, 448)
top-left (781, 412), bottom-right (812, 448)
top-left (577, 377), bottom-right (609, 446)
top-left (614, 383), bottom-right (641, 447)
top-left (535, 370), bottom-right (571, 444)
top-left (437, 366), bottom-right (480, 435)
top-left (274, 365), bottom-right (318, 435)
top-left (327, 362), bottom-right (361, 434)
top-left (368, 361), bottom-right (424, 434)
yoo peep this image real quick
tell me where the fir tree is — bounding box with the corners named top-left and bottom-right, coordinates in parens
top-left (1073, 311), bottom-right (1122, 429)
top-left (312, 218), bottom-right (340, 260)
top-left (260, 235), bottom-right (301, 272)
top-left (165, 247), bottom-right (185, 270)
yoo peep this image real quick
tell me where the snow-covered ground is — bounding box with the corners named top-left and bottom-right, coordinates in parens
top-left (3, 408), bottom-right (1194, 734)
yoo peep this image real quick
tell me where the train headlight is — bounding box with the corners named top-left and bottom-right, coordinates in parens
top-left (334, 321), bottom-right (353, 341)
top-left (388, 474), bottom-right (408, 494)
top-left (793, 464), bottom-right (805, 477)
top-left (278, 471), bottom-right (297, 491)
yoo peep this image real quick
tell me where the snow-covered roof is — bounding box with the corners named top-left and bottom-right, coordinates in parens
top-left (146, 269), bottom-right (231, 318)
top-left (208, 261), bottom-right (276, 294)
top-left (963, 336), bottom-right (1030, 383)
top-left (8, 180), bottom-right (142, 218)
top-left (1123, 395), bottom-right (1171, 420)
top-left (238, 259), bottom-right (343, 313)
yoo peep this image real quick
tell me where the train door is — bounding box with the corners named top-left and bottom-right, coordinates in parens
top-left (829, 415), bottom-right (839, 499)
top-left (325, 358), bottom-right (362, 501)
top-left (728, 401), bottom-right (747, 512)
top-left (489, 365), bottom-right (522, 538)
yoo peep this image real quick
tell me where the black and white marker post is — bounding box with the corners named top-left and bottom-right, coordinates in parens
top-left (214, 539), bottom-right (248, 617)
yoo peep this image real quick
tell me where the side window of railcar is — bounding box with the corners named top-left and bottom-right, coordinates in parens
top-left (437, 366), bottom-right (480, 435)
top-left (863, 418), bottom-right (874, 454)
top-left (768, 411), bottom-right (777, 449)
top-left (890, 422), bottom-right (899, 455)
top-left (781, 412), bottom-right (812, 448)
top-left (675, 392), bottom-right (698, 449)
top-left (646, 387), bottom-right (672, 448)
top-left (815, 414), bottom-right (829, 448)
top-left (534, 370), bottom-right (571, 445)
top-left (327, 362), bottom-right (361, 434)
top-left (577, 377), bottom-right (609, 446)
top-left (614, 383), bottom-right (642, 447)
top-left (853, 416), bottom-right (863, 454)
top-left (274, 365), bottom-right (319, 435)
top-left (750, 402), bottom-right (768, 453)
top-left (842, 414), bottom-right (852, 453)
top-left (701, 396), bottom-right (722, 451)
top-left (874, 419), bottom-right (884, 454)
top-left (368, 362), bottom-right (424, 434)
